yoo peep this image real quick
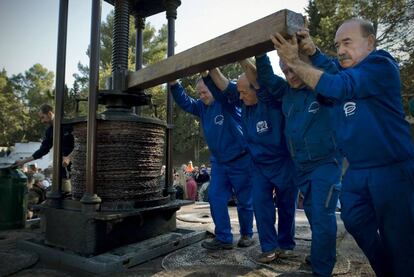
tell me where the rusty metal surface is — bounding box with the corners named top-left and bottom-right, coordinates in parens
top-left (71, 119), bottom-right (165, 204)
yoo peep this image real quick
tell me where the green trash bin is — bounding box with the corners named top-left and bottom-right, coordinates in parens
top-left (0, 165), bottom-right (27, 230)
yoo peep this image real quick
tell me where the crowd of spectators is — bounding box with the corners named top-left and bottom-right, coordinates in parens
top-left (171, 161), bottom-right (211, 201)
top-left (18, 163), bottom-right (52, 219)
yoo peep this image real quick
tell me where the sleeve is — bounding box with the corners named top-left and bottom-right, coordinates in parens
top-left (315, 56), bottom-right (399, 101)
top-left (62, 125), bottom-right (74, 156)
top-left (170, 83), bottom-right (202, 117)
top-left (256, 87), bottom-right (282, 108)
top-left (222, 82), bottom-right (243, 107)
top-left (309, 50), bottom-right (339, 105)
top-left (32, 127), bottom-right (53, 160)
top-left (255, 54), bottom-right (289, 103)
top-left (211, 80), bottom-right (244, 125)
top-left (203, 75), bottom-right (242, 110)
top-left (68, 126), bottom-right (74, 153)
top-left (310, 49), bottom-right (339, 74)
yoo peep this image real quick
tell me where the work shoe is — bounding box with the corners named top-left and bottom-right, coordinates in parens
top-left (256, 250), bottom-right (276, 263)
top-left (201, 238), bottom-right (233, 250)
top-left (305, 254), bottom-right (312, 264)
top-left (276, 249), bottom-right (298, 259)
top-left (237, 235), bottom-right (254, 247)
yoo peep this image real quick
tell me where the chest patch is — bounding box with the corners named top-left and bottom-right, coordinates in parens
top-left (343, 102), bottom-right (356, 117)
top-left (308, 101), bottom-right (320, 114)
top-left (214, 115), bottom-right (224, 125)
top-left (256, 120), bottom-right (269, 134)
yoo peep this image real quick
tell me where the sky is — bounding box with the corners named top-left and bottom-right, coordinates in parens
top-left (0, 0), bottom-right (308, 87)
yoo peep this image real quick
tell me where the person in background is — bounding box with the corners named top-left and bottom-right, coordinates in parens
top-left (186, 175), bottom-right (198, 201)
top-left (159, 165), bottom-right (166, 188)
top-left (27, 173), bottom-right (47, 219)
top-left (27, 164), bottom-right (38, 175)
top-left (173, 169), bottom-right (184, 199)
top-left (185, 160), bottom-right (194, 173)
top-left (195, 164), bottom-right (210, 186)
top-left (178, 164), bottom-right (188, 199)
top-left (14, 103), bottom-right (74, 194)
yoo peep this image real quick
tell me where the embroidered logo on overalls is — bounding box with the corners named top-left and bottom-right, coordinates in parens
top-left (214, 115), bottom-right (224, 125)
top-left (343, 102), bottom-right (356, 117)
top-left (308, 101), bottom-right (320, 114)
top-left (256, 121), bottom-right (269, 134)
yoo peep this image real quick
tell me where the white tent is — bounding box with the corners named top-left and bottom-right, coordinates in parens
top-left (9, 142), bottom-right (53, 170)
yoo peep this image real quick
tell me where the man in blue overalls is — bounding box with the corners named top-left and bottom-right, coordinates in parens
top-left (273, 18), bottom-right (414, 277)
top-left (254, 53), bottom-right (342, 276)
top-left (169, 79), bottom-right (254, 250)
top-left (203, 63), bottom-right (298, 263)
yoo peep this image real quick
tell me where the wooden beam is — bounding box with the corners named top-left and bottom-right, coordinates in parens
top-left (127, 9), bottom-right (304, 90)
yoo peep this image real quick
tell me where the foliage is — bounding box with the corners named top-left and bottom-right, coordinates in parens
top-left (0, 63), bottom-right (58, 146)
top-left (8, 64), bottom-right (55, 142)
top-left (400, 49), bottom-right (414, 111)
top-left (0, 69), bottom-right (29, 146)
top-left (306, 0), bottom-right (414, 56)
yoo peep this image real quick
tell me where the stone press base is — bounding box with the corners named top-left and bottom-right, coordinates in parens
top-left (37, 200), bottom-right (193, 256)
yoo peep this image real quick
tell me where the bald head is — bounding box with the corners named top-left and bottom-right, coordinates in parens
top-left (341, 18), bottom-right (376, 39)
top-left (236, 73), bottom-right (258, 106)
top-left (279, 59), bottom-right (306, 89)
top-left (237, 74), bottom-right (250, 88)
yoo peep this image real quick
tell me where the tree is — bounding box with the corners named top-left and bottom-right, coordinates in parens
top-left (8, 64), bottom-right (55, 142)
top-left (400, 49), bottom-right (414, 112)
top-left (73, 11), bottom-right (168, 89)
top-left (306, 0), bottom-right (414, 56)
top-left (0, 69), bottom-right (29, 146)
